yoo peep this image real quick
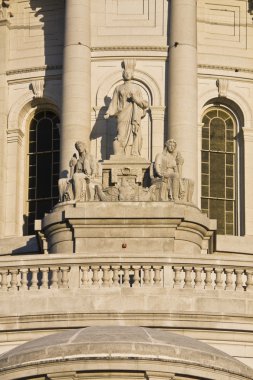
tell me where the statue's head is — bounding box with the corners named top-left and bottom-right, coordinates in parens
top-left (165, 139), bottom-right (177, 153)
top-left (122, 59), bottom-right (136, 82)
top-left (122, 69), bottom-right (134, 81)
top-left (75, 141), bottom-right (86, 154)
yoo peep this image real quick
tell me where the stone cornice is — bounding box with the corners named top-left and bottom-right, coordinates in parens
top-left (198, 64), bottom-right (253, 75)
top-left (91, 46), bottom-right (168, 52)
top-left (6, 65), bottom-right (62, 76)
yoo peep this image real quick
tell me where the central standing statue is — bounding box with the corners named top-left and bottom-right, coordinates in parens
top-left (104, 59), bottom-right (149, 156)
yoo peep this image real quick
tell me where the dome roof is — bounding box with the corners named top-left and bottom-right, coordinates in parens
top-left (0, 327), bottom-right (252, 379)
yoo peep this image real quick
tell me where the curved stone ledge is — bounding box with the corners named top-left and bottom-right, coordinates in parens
top-left (38, 202), bottom-right (216, 254)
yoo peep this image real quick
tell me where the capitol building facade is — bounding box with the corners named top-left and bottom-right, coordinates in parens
top-left (1, 1), bottom-right (253, 379)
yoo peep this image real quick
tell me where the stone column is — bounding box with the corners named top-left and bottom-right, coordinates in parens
top-left (60, 0), bottom-right (91, 175)
top-left (0, 9), bottom-right (10, 237)
top-left (150, 106), bottom-right (166, 160)
top-left (167, 0), bottom-right (198, 203)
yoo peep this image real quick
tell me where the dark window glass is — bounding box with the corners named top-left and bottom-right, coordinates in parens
top-left (210, 118), bottom-right (225, 151)
top-left (27, 112), bottom-right (60, 235)
top-left (37, 119), bottom-right (53, 152)
top-left (210, 152), bottom-right (225, 198)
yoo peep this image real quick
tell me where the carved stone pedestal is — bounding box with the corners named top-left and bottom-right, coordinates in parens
top-left (102, 155), bottom-right (150, 188)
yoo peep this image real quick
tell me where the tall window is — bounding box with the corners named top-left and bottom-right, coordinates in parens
top-left (27, 111), bottom-right (60, 235)
top-left (201, 107), bottom-right (237, 235)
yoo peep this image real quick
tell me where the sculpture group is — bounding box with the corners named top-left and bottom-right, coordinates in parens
top-left (58, 60), bottom-right (194, 204)
top-left (58, 138), bottom-right (194, 203)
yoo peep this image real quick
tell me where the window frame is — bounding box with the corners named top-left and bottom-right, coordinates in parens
top-left (201, 105), bottom-right (244, 236)
top-left (24, 109), bottom-right (60, 236)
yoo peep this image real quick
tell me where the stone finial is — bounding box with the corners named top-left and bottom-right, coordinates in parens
top-left (31, 80), bottom-right (45, 99)
top-left (216, 78), bottom-right (229, 97)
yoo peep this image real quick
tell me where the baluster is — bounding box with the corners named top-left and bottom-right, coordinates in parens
top-left (60, 267), bottom-right (69, 289)
top-left (173, 266), bottom-right (182, 288)
top-left (132, 266), bottom-right (140, 287)
top-left (81, 266), bottom-right (90, 288)
top-left (29, 268), bottom-right (38, 290)
top-left (235, 269), bottom-right (244, 292)
top-left (92, 266), bottom-right (100, 287)
top-left (204, 267), bottom-right (213, 290)
top-left (9, 269), bottom-right (19, 291)
top-left (245, 269), bottom-right (253, 292)
top-left (102, 266), bottom-right (111, 287)
top-left (50, 267), bottom-right (59, 289)
top-left (20, 268), bottom-right (28, 290)
top-left (214, 267), bottom-right (224, 290)
top-left (122, 266), bottom-right (130, 288)
top-left (183, 266), bottom-right (193, 289)
top-left (153, 266), bottom-right (162, 287)
top-left (40, 267), bottom-right (49, 289)
top-left (194, 267), bottom-right (203, 289)
top-left (112, 266), bottom-right (120, 287)
top-left (143, 266), bottom-right (151, 286)
top-left (0, 270), bottom-right (8, 291)
top-left (225, 268), bottom-right (234, 290)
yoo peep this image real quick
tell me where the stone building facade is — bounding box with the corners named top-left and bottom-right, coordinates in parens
top-left (1, 0), bottom-right (253, 379)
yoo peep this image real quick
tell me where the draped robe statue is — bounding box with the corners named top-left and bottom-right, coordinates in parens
top-left (104, 60), bottom-right (149, 156)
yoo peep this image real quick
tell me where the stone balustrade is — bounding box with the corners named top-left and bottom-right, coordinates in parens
top-left (0, 257), bottom-right (253, 292)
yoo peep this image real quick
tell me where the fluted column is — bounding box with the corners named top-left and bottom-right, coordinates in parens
top-left (60, 0), bottom-right (91, 175)
top-left (168, 0), bottom-right (198, 203)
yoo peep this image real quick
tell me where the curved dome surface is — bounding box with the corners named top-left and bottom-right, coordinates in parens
top-left (0, 327), bottom-right (252, 379)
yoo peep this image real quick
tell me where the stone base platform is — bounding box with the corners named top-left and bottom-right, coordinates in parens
top-left (39, 202), bottom-right (217, 255)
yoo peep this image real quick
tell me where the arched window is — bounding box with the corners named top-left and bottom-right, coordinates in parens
top-left (27, 111), bottom-right (60, 235)
top-left (201, 106), bottom-right (243, 235)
